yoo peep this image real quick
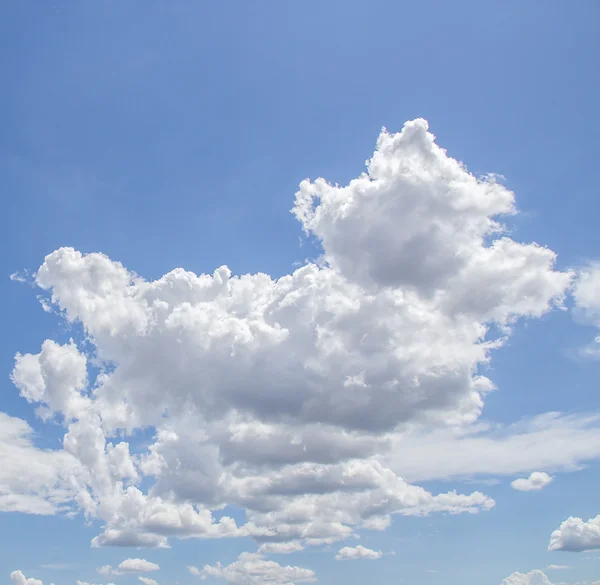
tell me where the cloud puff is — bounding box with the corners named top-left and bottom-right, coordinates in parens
top-left (138, 578), bottom-right (158, 585)
top-left (511, 471), bottom-right (553, 492)
top-left (97, 567), bottom-right (112, 576)
top-left (335, 545), bottom-right (383, 560)
top-left (10, 571), bottom-right (44, 585)
top-left (501, 570), bottom-right (553, 585)
top-left (200, 552), bottom-right (315, 585)
top-left (7, 119), bottom-right (575, 549)
top-left (98, 559), bottom-right (160, 576)
top-left (548, 514), bottom-right (600, 551)
top-left (117, 559), bottom-right (160, 573)
top-left (258, 542), bottom-right (305, 555)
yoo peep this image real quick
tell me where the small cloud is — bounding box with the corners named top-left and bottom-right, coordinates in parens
top-left (186, 566), bottom-right (201, 576)
top-left (9, 271), bottom-right (30, 283)
top-left (97, 567), bottom-right (113, 577)
top-left (117, 559), bottom-right (160, 574)
top-left (335, 545), bottom-right (383, 561)
top-left (258, 542), bottom-right (305, 555)
top-left (138, 578), bottom-right (158, 585)
top-left (99, 559), bottom-right (160, 576)
top-left (511, 471), bottom-right (553, 492)
top-left (546, 565), bottom-right (571, 570)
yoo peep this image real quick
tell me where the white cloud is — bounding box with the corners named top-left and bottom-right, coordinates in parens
top-left (549, 514), bottom-right (600, 551)
top-left (258, 542), bottom-right (305, 555)
top-left (571, 263), bottom-right (600, 358)
top-left (138, 578), bottom-right (158, 585)
top-left (187, 566), bottom-right (201, 576)
top-left (572, 262), bottom-right (600, 326)
top-left (0, 412), bottom-right (82, 515)
top-left (335, 545), bottom-right (383, 560)
top-left (9, 270), bottom-right (30, 283)
top-left (7, 119), bottom-right (577, 549)
top-left (117, 559), bottom-right (160, 573)
top-left (501, 570), bottom-right (553, 585)
top-left (545, 565), bottom-right (571, 570)
top-left (11, 339), bottom-right (89, 420)
top-left (200, 552), bottom-right (315, 585)
top-left (97, 559), bottom-right (160, 576)
top-left (511, 471), bottom-right (553, 492)
top-left (10, 571), bottom-right (44, 585)
top-left (384, 412), bottom-right (600, 483)
top-left (97, 566), bottom-right (113, 576)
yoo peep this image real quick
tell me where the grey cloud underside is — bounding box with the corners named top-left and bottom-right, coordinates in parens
top-left (6, 119), bottom-right (579, 550)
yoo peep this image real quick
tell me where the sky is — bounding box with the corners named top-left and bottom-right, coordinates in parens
top-left (1, 2), bottom-right (600, 585)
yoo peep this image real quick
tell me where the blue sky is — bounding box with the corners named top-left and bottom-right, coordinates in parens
top-left (1, 2), bottom-right (600, 585)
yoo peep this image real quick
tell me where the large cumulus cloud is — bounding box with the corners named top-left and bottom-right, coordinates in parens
top-left (5, 119), bottom-right (575, 549)
top-left (548, 513), bottom-right (600, 552)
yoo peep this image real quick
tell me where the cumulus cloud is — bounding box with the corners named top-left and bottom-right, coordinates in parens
top-left (10, 571), bottom-right (44, 585)
top-left (97, 559), bottom-right (160, 576)
top-left (138, 578), bottom-right (158, 585)
top-left (511, 471), bottom-right (553, 492)
top-left (6, 119), bottom-right (577, 549)
top-left (548, 514), bottom-right (600, 551)
top-left (335, 545), bottom-right (383, 560)
top-left (117, 559), bottom-right (160, 573)
top-left (500, 570), bottom-right (553, 585)
top-left (200, 552), bottom-right (315, 585)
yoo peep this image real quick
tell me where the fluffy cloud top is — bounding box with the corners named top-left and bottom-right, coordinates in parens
top-left (335, 545), bottom-right (383, 560)
top-left (116, 559), bottom-right (160, 573)
top-left (200, 552), bottom-right (315, 585)
top-left (511, 472), bottom-right (553, 492)
top-left (138, 578), bottom-right (158, 585)
top-left (10, 571), bottom-right (44, 585)
top-left (4, 119), bottom-right (575, 550)
top-left (548, 514), bottom-right (600, 552)
top-left (501, 570), bottom-right (553, 585)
